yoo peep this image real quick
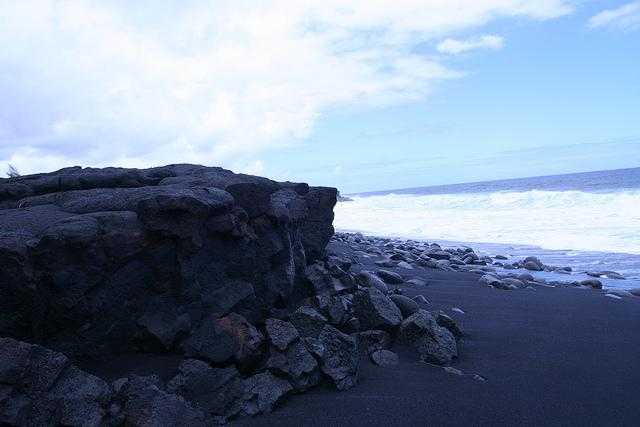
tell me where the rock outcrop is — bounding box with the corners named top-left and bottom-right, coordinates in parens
top-left (0, 164), bottom-right (336, 357)
top-left (0, 171), bottom-right (471, 425)
top-left (0, 164), bottom-right (341, 424)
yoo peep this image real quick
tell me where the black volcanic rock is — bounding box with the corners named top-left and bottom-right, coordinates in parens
top-left (0, 337), bottom-right (112, 426)
top-left (353, 288), bottom-right (402, 330)
top-left (0, 164), bottom-right (336, 358)
top-left (400, 310), bottom-right (457, 365)
top-left (0, 164), bottom-right (338, 424)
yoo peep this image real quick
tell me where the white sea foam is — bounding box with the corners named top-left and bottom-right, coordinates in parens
top-left (335, 190), bottom-right (640, 255)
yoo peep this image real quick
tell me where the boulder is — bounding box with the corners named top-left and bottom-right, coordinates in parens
top-left (376, 269), bottom-right (404, 284)
top-left (265, 318), bottom-right (299, 351)
top-left (137, 309), bottom-right (191, 350)
top-left (266, 340), bottom-right (320, 391)
top-left (0, 337), bottom-right (112, 426)
top-left (435, 312), bottom-right (463, 338)
top-left (184, 313), bottom-right (264, 369)
top-left (400, 310), bottom-right (457, 365)
top-left (356, 330), bottom-right (392, 355)
top-left (316, 325), bottom-right (360, 390)
top-left (523, 256), bottom-right (544, 271)
top-left (311, 295), bottom-right (348, 325)
top-left (580, 279), bottom-right (603, 289)
top-left (167, 359), bottom-right (244, 420)
top-left (356, 271), bottom-right (389, 294)
top-left (390, 294), bottom-right (419, 318)
top-left (119, 375), bottom-right (208, 427)
top-left (353, 288), bottom-right (402, 330)
top-left (290, 306), bottom-right (328, 338)
top-left (241, 372), bottom-right (292, 416)
top-left (587, 271), bottom-right (625, 280)
top-left (370, 350), bottom-right (399, 367)
top-left (425, 250), bottom-right (451, 260)
top-left (304, 262), bottom-right (348, 295)
top-left (479, 274), bottom-right (503, 287)
top-left (183, 315), bottom-right (236, 364)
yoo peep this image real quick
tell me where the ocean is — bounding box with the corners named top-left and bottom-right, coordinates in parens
top-left (334, 167), bottom-right (640, 291)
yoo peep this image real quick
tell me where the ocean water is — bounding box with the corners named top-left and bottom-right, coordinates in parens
top-left (335, 168), bottom-right (640, 291)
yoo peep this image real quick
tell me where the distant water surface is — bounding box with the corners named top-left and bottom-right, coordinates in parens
top-left (335, 167), bottom-right (640, 291)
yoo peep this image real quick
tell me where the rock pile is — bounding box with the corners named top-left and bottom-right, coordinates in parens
top-left (330, 232), bottom-right (630, 295)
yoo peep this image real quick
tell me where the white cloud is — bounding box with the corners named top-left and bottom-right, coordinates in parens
top-left (0, 0), bottom-right (573, 175)
top-left (437, 35), bottom-right (504, 54)
top-left (588, 2), bottom-right (640, 30)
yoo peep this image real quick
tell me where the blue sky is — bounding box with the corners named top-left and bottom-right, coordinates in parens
top-left (1, 1), bottom-right (639, 192)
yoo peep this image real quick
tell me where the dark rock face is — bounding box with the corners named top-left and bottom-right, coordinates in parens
top-left (0, 164), bottom-right (339, 424)
top-left (0, 164), bottom-right (336, 357)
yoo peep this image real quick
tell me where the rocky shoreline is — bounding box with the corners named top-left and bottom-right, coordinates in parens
top-left (1, 165), bottom-right (464, 426)
top-left (334, 231), bottom-right (639, 297)
top-left (1, 166), bottom-right (638, 425)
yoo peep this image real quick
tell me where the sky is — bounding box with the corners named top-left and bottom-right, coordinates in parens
top-left (1, 0), bottom-right (639, 193)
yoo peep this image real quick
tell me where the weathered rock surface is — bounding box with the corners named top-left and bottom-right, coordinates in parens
top-left (167, 359), bottom-right (244, 421)
top-left (0, 164), bottom-right (336, 358)
top-left (390, 294), bottom-right (420, 318)
top-left (353, 288), bottom-right (402, 330)
top-left (357, 270), bottom-right (390, 294)
top-left (0, 337), bottom-right (112, 426)
top-left (118, 375), bottom-right (208, 427)
top-left (265, 318), bottom-right (299, 351)
top-left (0, 164), bottom-right (340, 424)
top-left (316, 325), bottom-right (359, 391)
top-left (356, 330), bottom-right (392, 355)
top-left (400, 310), bottom-right (458, 365)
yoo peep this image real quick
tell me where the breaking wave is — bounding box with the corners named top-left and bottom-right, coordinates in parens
top-left (335, 190), bottom-right (640, 255)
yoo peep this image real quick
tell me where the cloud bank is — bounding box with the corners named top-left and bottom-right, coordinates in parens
top-left (589, 2), bottom-right (640, 30)
top-left (436, 35), bottom-right (504, 54)
top-left (0, 0), bottom-right (573, 175)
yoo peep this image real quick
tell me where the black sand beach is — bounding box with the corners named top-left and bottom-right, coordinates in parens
top-left (241, 237), bottom-right (640, 426)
